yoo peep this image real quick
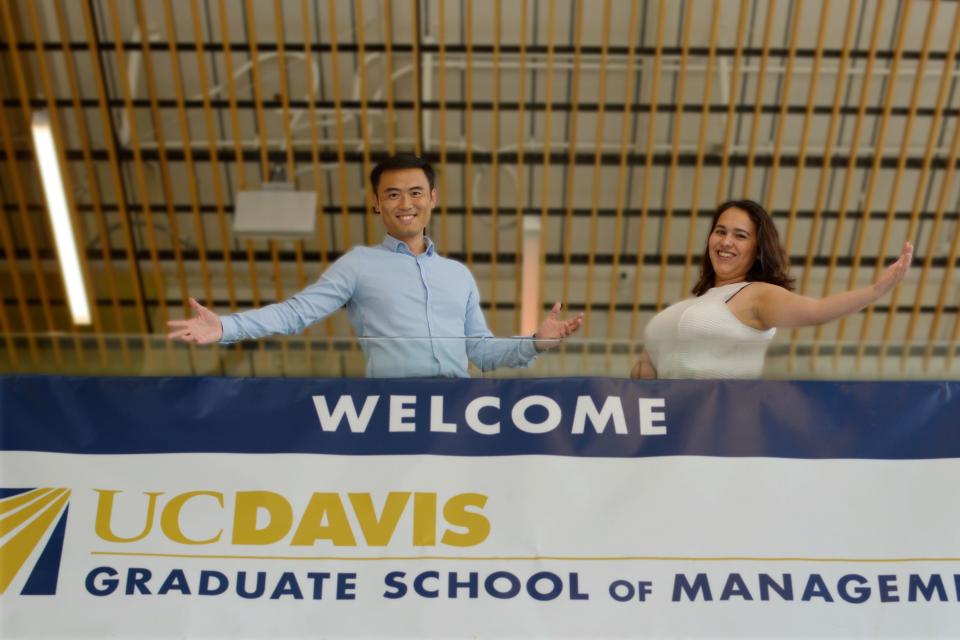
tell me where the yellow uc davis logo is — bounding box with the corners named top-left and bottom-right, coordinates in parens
top-left (0, 488), bottom-right (71, 596)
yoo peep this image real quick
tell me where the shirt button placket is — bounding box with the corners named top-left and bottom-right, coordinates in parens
top-left (417, 256), bottom-right (442, 372)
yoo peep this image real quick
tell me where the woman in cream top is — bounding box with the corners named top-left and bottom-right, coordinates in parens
top-left (632, 200), bottom-right (913, 380)
top-left (642, 282), bottom-right (775, 379)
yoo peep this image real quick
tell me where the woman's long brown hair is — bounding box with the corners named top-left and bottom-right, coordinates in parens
top-left (692, 199), bottom-right (794, 296)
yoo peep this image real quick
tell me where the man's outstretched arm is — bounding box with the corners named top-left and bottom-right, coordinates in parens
top-left (167, 253), bottom-right (359, 345)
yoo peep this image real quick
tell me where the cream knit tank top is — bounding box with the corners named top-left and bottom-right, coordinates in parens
top-left (643, 282), bottom-right (776, 379)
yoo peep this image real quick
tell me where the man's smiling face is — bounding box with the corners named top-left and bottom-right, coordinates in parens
top-left (373, 168), bottom-right (437, 253)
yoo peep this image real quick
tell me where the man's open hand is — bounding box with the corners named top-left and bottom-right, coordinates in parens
top-left (533, 302), bottom-right (584, 351)
top-left (166, 298), bottom-right (223, 344)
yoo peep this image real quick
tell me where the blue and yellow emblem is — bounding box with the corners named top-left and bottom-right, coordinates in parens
top-left (0, 488), bottom-right (70, 595)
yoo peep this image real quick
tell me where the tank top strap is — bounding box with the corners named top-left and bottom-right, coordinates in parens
top-left (722, 282), bottom-right (753, 303)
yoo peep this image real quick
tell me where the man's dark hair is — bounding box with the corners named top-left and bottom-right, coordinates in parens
top-left (370, 154), bottom-right (436, 193)
top-left (692, 199), bottom-right (795, 296)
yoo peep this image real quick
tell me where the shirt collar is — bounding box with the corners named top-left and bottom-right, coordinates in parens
top-left (381, 234), bottom-right (435, 257)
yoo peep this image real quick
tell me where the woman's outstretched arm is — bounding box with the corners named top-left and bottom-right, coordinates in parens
top-left (752, 241), bottom-right (913, 330)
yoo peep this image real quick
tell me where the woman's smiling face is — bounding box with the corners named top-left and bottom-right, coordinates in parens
top-left (708, 206), bottom-right (758, 287)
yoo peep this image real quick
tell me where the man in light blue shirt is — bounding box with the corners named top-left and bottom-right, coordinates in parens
top-left (168, 155), bottom-right (583, 377)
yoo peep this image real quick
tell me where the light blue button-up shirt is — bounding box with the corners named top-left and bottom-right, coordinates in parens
top-left (219, 235), bottom-right (538, 377)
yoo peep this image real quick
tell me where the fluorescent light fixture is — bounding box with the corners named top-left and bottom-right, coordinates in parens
top-left (520, 216), bottom-right (541, 335)
top-left (31, 111), bottom-right (90, 325)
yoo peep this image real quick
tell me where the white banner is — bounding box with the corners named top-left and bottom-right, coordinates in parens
top-left (3, 451), bottom-right (959, 638)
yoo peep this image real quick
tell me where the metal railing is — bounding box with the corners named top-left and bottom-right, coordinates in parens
top-left (0, 333), bottom-right (957, 380)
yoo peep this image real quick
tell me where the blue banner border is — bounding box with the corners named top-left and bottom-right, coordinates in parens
top-left (1, 375), bottom-right (958, 460)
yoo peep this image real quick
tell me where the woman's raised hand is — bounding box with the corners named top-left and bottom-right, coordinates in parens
top-left (872, 241), bottom-right (913, 298)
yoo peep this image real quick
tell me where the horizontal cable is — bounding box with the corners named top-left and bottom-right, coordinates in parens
top-left (2, 333), bottom-right (953, 359)
top-left (3, 295), bottom-right (955, 318)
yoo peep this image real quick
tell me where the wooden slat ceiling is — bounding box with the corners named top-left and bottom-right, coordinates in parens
top-left (0, 0), bottom-right (958, 378)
